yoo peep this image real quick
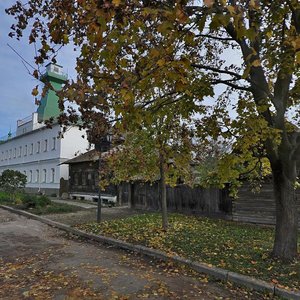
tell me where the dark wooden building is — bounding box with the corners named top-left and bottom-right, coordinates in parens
top-left (63, 149), bottom-right (117, 201)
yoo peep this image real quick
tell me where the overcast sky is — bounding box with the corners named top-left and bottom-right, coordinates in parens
top-left (0, 1), bottom-right (77, 139)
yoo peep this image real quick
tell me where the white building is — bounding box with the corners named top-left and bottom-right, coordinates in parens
top-left (0, 63), bottom-right (90, 195)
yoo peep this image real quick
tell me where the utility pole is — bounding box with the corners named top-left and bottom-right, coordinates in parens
top-left (96, 133), bottom-right (112, 223)
top-left (97, 155), bottom-right (102, 223)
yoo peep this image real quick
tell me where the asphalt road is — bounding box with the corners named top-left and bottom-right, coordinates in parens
top-left (0, 208), bottom-right (272, 299)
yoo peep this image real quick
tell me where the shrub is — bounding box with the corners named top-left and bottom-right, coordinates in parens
top-left (21, 194), bottom-right (51, 208)
top-left (0, 169), bottom-right (27, 200)
top-left (0, 191), bottom-right (11, 204)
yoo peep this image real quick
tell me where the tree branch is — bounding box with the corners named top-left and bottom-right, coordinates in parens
top-left (286, 0), bottom-right (300, 33)
top-left (191, 63), bottom-right (244, 80)
top-left (194, 34), bottom-right (235, 42)
top-left (211, 79), bottom-right (251, 91)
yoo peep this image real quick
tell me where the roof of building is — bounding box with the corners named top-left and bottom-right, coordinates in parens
top-left (63, 145), bottom-right (124, 165)
top-left (63, 149), bottom-right (99, 164)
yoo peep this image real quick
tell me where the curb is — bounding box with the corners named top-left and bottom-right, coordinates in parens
top-left (1, 205), bottom-right (299, 300)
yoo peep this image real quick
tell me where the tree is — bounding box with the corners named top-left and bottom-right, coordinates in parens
top-left (6, 0), bottom-right (300, 260)
top-left (102, 112), bottom-right (194, 230)
top-left (0, 169), bottom-right (27, 200)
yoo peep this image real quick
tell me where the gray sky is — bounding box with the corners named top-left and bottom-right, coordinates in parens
top-left (0, 1), bottom-right (77, 139)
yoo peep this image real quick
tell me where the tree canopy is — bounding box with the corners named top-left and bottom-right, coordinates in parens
top-left (6, 0), bottom-right (300, 260)
top-left (0, 169), bottom-right (27, 199)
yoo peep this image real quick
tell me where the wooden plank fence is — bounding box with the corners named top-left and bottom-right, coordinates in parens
top-left (232, 183), bottom-right (300, 227)
top-left (120, 182), bottom-right (232, 217)
top-left (120, 182), bottom-right (300, 227)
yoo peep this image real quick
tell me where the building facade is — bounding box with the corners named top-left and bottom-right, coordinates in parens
top-left (0, 63), bottom-right (90, 195)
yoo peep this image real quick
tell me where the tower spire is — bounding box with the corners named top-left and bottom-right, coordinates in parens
top-left (37, 63), bottom-right (67, 122)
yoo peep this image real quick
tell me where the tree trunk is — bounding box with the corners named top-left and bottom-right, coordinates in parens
top-left (117, 184), bottom-right (123, 206)
top-left (159, 153), bottom-right (168, 230)
top-left (271, 160), bottom-right (298, 261)
top-left (128, 182), bottom-right (134, 208)
top-left (97, 158), bottom-right (102, 223)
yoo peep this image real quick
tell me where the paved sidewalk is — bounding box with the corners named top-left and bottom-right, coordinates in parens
top-left (51, 198), bottom-right (97, 209)
top-left (46, 203), bottom-right (143, 226)
top-left (0, 208), bottom-right (272, 299)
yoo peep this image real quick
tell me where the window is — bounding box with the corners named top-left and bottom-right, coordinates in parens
top-left (29, 170), bottom-right (32, 183)
top-left (30, 143), bottom-right (33, 155)
top-left (19, 146), bottom-right (22, 157)
top-left (24, 145), bottom-right (27, 156)
top-left (5, 150), bottom-right (8, 160)
top-left (13, 148), bottom-right (16, 158)
top-left (24, 170), bottom-right (27, 177)
top-left (82, 172), bottom-right (87, 185)
top-left (42, 169), bottom-right (47, 183)
top-left (9, 149), bottom-right (12, 159)
top-left (44, 139), bottom-right (48, 152)
top-left (36, 141), bottom-right (40, 153)
top-left (74, 173), bottom-right (79, 185)
top-left (52, 137), bottom-right (56, 150)
top-left (51, 168), bottom-right (55, 183)
top-left (1, 151), bottom-right (3, 161)
top-left (36, 169), bottom-right (39, 183)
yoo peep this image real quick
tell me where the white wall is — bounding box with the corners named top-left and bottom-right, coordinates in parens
top-left (0, 124), bottom-right (61, 166)
top-left (60, 126), bottom-right (91, 159)
top-left (0, 124), bottom-right (90, 193)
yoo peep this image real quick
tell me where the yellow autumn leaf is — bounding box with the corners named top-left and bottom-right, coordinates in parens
top-left (31, 86), bottom-right (39, 96)
top-left (227, 5), bottom-right (235, 15)
top-left (204, 0), bottom-right (215, 7)
top-left (112, 0), bottom-right (121, 6)
top-left (176, 8), bottom-right (188, 23)
top-left (252, 59), bottom-right (261, 67)
top-left (157, 58), bottom-right (166, 67)
top-left (150, 48), bottom-right (160, 58)
top-left (249, 0), bottom-right (259, 9)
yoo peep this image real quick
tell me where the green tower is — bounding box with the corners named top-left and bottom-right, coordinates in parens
top-left (37, 63), bottom-right (67, 122)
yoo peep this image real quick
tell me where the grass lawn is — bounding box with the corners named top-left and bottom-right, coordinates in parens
top-left (25, 202), bottom-right (82, 215)
top-left (0, 193), bottom-right (82, 215)
top-left (76, 213), bottom-right (300, 291)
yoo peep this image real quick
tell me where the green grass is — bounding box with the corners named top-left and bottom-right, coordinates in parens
top-left (0, 191), bottom-right (82, 215)
top-left (26, 202), bottom-right (82, 215)
top-left (76, 213), bottom-right (300, 291)
top-left (0, 191), bottom-right (14, 205)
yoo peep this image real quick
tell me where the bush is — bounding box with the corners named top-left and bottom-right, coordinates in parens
top-left (0, 191), bottom-right (11, 204)
top-left (21, 194), bottom-right (51, 209)
top-left (0, 169), bottom-right (27, 199)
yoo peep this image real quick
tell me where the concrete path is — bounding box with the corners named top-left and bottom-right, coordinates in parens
top-left (46, 204), bottom-right (143, 226)
top-left (0, 208), bottom-right (271, 299)
top-left (51, 198), bottom-right (97, 209)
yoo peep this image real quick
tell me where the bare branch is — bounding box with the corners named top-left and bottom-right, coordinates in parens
top-left (211, 79), bottom-right (251, 91)
top-left (195, 34), bottom-right (235, 42)
top-left (191, 63), bottom-right (244, 79)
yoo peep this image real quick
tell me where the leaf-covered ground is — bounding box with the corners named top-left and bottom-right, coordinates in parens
top-left (1, 208), bottom-right (274, 300)
top-left (76, 213), bottom-right (300, 291)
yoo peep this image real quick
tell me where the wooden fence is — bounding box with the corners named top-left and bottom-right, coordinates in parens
top-left (119, 181), bottom-right (300, 227)
top-left (119, 182), bottom-right (232, 217)
top-left (232, 183), bottom-right (300, 226)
